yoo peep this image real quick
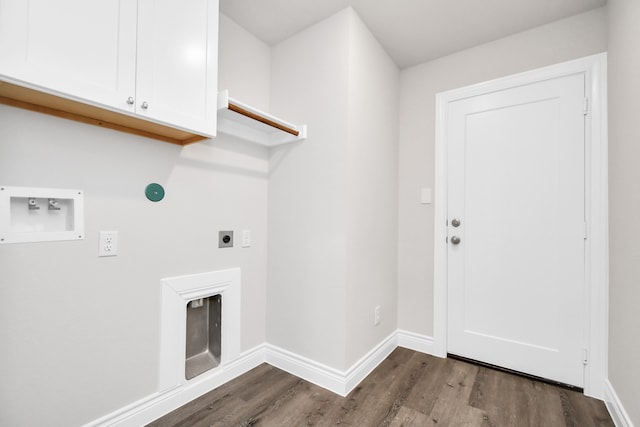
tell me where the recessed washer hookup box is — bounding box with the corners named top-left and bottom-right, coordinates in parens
top-left (0, 186), bottom-right (84, 244)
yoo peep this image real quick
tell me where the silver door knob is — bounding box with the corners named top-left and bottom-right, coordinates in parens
top-left (451, 218), bottom-right (461, 227)
top-left (450, 236), bottom-right (461, 245)
top-left (126, 96), bottom-right (135, 105)
top-left (141, 101), bottom-right (149, 110)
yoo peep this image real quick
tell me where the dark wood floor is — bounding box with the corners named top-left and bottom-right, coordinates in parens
top-left (147, 347), bottom-right (613, 426)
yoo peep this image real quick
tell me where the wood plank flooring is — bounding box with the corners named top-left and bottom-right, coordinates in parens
top-left (147, 348), bottom-right (613, 427)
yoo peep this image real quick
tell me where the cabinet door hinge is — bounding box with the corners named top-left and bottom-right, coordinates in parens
top-left (584, 222), bottom-right (588, 240)
top-left (583, 348), bottom-right (588, 365)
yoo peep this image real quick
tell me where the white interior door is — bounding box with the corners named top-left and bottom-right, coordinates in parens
top-left (446, 73), bottom-right (586, 387)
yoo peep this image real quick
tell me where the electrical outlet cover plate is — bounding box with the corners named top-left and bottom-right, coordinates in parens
top-left (242, 230), bottom-right (251, 247)
top-left (99, 231), bottom-right (118, 257)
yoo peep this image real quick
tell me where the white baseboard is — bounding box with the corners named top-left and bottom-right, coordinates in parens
top-left (604, 379), bottom-right (635, 427)
top-left (84, 330), bottom-right (441, 426)
top-left (84, 344), bottom-right (266, 427)
top-left (264, 343), bottom-right (348, 395)
top-left (396, 329), bottom-right (439, 357)
top-left (266, 332), bottom-right (398, 396)
top-left (343, 332), bottom-right (398, 394)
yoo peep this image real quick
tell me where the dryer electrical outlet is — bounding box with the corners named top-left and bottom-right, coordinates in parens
top-left (218, 231), bottom-right (233, 248)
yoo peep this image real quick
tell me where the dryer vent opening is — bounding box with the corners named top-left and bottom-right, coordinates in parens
top-left (185, 294), bottom-right (221, 380)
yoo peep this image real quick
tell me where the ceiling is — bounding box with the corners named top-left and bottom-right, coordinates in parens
top-left (219, 0), bottom-right (606, 69)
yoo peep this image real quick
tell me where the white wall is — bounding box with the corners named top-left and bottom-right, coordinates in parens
top-left (0, 14), bottom-right (270, 427)
top-left (606, 1), bottom-right (640, 424)
top-left (219, 13), bottom-right (270, 111)
top-left (268, 9), bottom-right (351, 370)
top-left (268, 7), bottom-right (399, 371)
top-left (345, 11), bottom-right (399, 366)
top-left (217, 12), bottom-right (271, 354)
top-left (397, 8), bottom-right (607, 336)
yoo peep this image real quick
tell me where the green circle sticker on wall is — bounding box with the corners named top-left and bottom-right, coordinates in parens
top-left (145, 183), bottom-right (165, 202)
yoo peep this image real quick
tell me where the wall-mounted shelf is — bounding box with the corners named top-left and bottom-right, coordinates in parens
top-left (217, 90), bottom-right (307, 147)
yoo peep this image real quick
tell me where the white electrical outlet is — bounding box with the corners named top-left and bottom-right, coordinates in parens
top-left (374, 305), bottom-right (381, 326)
top-left (99, 231), bottom-right (118, 257)
top-left (242, 229), bottom-right (251, 248)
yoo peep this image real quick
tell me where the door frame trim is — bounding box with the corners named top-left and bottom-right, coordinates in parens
top-left (433, 53), bottom-right (608, 398)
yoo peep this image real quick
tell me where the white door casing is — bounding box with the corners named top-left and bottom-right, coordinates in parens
top-left (434, 54), bottom-right (608, 398)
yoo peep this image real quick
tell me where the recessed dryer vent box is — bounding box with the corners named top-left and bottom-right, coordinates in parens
top-left (0, 186), bottom-right (84, 244)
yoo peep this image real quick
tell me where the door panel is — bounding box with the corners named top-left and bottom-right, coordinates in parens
top-left (447, 74), bottom-right (585, 387)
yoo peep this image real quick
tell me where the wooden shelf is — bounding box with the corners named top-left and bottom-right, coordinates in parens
top-left (0, 80), bottom-right (209, 146)
top-left (217, 90), bottom-right (307, 147)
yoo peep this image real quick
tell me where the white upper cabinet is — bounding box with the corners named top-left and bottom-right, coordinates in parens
top-left (0, 0), bottom-right (137, 109)
top-left (136, 0), bottom-right (218, 136)
top-left (0, 0), bottom-right (218, 138)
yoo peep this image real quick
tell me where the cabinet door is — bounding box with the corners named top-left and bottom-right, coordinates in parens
top-left (136, 0), bottom-right (218, 137)
top-left (0, 0), bottom-right (137, 111)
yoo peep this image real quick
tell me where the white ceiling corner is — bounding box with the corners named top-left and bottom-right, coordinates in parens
top-left (219, 0), bottom-right (606, 69)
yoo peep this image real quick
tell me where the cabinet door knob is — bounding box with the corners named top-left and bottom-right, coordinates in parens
top-left (126, 96), bottom-right (134, 105)
top-left (141, 101), bottom-right (149, 110)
